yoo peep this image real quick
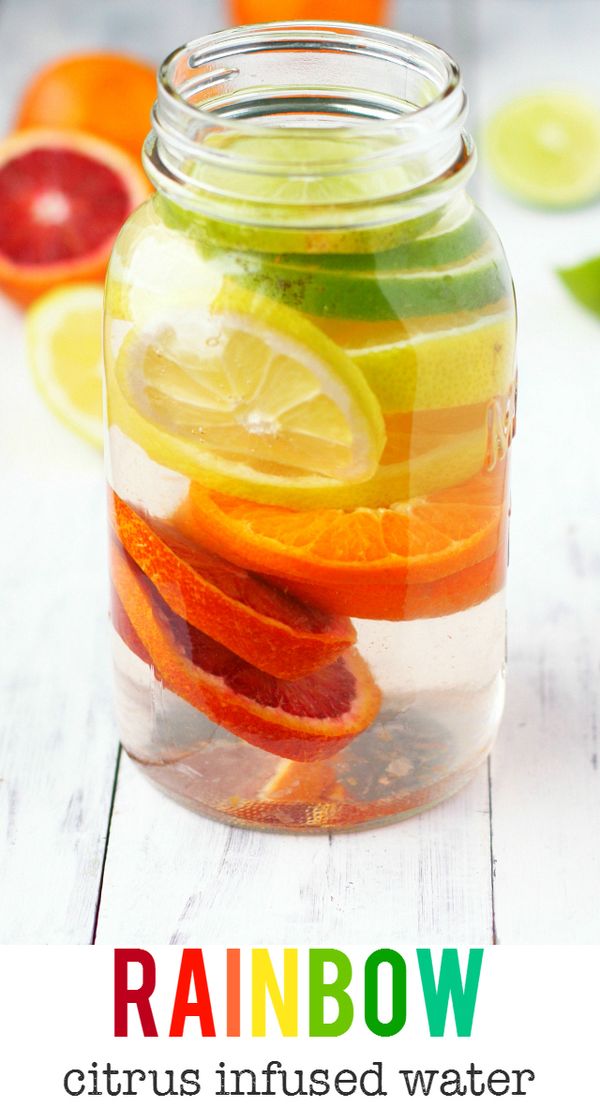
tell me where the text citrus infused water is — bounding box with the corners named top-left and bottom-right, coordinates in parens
top-left (104, 26), bottom-right (516, 830)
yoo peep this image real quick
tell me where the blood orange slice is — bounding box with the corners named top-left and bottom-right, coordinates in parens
top-left (110, 586), bottom-right (151, 664)
top-left (0, 129), bottom-right (150, 305)
top-left (178, 464), bottom-right (508, 620)
top-left (110, 491), bottom-right (356, 679)
top-left (111, 540), bottom-right (381, 762)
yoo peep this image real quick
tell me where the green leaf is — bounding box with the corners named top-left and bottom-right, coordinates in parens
top-left (557, 256), bottom-right (600, 317)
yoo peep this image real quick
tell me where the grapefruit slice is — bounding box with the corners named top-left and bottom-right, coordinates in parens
top-left (111, 540), bottom-right (381, 762)
top-left (178, 464), bottom-right (508, 620)
top-left (0, 129), bottom-right (150, 305)
top-left (110, 491), bottom-right (356, 679)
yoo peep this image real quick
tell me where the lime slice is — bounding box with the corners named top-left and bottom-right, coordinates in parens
top-left (110, 278), bottom-right (385, 490)
top-left (261, 209), bottom-right (490, 273)
top-left (26, 283), bottom-right (104, 447)
top-left (196, 133), bottom-right (418, 206)
top-left (484, 91), bottom-right (600, 207)
top-left (557, 256), bottom-right (600, 316)
top-left (239, 238), bottom-right (510, 321)
top-left (317, 308), bottom-right (516, 412)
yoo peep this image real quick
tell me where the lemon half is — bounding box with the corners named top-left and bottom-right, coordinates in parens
top-left (26, 283), bottom-right (104, 447)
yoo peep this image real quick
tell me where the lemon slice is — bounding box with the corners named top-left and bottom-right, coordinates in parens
top-left (484, 91), bottom-right (600, 207)
top-left (26, 283), bottom-right (104, 447)
top-left (111, 279), bottom-right (385, 491)
top-left (298, 419), bottom-right (489, 509)
top-left (316, 307), bottom-right (516, 412)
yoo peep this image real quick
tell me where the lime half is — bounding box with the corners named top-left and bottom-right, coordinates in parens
top-left (484, 91), bottom-right (600, 207)
top-left (111, 279), bottom-right (385, 494)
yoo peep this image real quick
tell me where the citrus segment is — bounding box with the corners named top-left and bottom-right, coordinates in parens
top-left (178, 464), bottom-right (507, 619)
top-left (26, 283), bottom-right (104, 446)
top-left (484, 91), bottom-right (600, 207)
top-left (112, 279), bottom-right (385, 484)
top-left (0, 129), bottom-right (150, 305)
top-left (257, 759), bottom-right (343, 804)
top-left (111, 540), bottom-right (381, 762)
top-left (110, 491), bottom-right (356, 679)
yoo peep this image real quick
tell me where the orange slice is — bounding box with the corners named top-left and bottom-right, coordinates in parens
top-left (177, 464), bottom-right (508, 620)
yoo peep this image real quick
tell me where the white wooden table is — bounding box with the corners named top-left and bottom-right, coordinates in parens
top-left (1, 0), bottom-right (599, 945)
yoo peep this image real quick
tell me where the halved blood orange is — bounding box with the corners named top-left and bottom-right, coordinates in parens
top-left (110, 491), bottom-right (356, 679)
top-left (178, 464), bottom-right (508, 620)
top-left (111, 540), bottom-right (381, 762)
top-left (0, 129), bottom-right (150, 305)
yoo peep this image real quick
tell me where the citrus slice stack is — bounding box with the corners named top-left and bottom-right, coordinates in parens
top-left (111, 539), bottom-right (381, 762)
top-left (0, 129), bottom-right (150, 305)
top-left (177, 463), bottom-right (508, 620)
top-left (110, 492), bottom-right (356, 679)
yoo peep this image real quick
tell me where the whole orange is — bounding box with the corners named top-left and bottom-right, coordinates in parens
top-left (230, 0), bottom-right (388, 22)
top-left (16, 52), bottom-right (156, 160)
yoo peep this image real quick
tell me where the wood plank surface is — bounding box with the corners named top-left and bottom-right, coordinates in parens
top-left (0, 295), bottom-right (119, 940)
top-left (95, 754), bottom-right (493, 946)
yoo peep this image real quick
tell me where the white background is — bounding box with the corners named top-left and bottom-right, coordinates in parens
top-left (1, 0), bottom-right (600, 944)
top-left (0, 946), bottom-right (596, 1103)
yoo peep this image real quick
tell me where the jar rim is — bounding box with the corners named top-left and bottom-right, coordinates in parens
top-left (157, 21), bottom-right (466, 153)
top-left (147, 22), bottom-right (472, 226)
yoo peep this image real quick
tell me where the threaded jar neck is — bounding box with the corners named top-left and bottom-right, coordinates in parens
top-left (144, 22), bottom-right (474, 230)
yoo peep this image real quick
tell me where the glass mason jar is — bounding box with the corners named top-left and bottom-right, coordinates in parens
top-left (104, 23), bottom-right (516, 832)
